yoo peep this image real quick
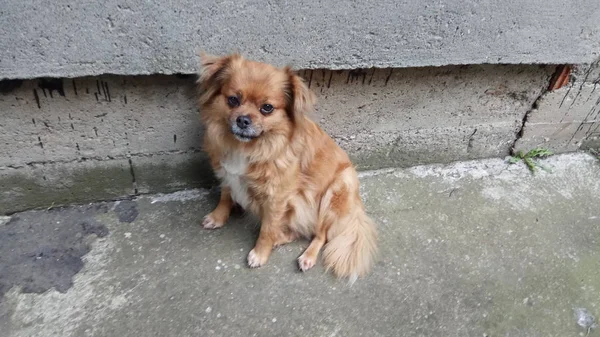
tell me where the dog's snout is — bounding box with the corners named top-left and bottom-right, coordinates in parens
top-left (236, 115), bottom-right (252, 129)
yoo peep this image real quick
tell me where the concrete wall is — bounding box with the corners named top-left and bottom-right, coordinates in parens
top-left (1, 0), bottom-right (599, 79)
top-left (515, 59), bottom-right (600, 153)
top-left (2, 0), bottom-right (599, 213)
top-left (1, 65), bottom-right (554, 213)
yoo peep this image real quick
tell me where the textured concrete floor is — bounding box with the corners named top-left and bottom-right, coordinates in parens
top-left (1, 153), bottom-right (600, 337)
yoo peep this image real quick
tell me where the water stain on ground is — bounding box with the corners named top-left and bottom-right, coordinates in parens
top-left (113, 200), bottom-right (139, 223)
top-left (0, 204), bottom-right (110, 301)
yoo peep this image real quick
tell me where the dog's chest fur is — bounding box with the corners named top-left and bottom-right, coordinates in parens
top-left (217, 151), bottom-right (250, 209)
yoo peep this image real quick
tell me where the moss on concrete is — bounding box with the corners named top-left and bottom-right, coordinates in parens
top-left (0, 160), bottom-right (133, 214)
top-left (132, 152), bottom-right (217, 194)
top-left (1, 154), bottom-right (218, 215)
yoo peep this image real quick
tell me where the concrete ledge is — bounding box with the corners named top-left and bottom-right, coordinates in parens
top-left (1, 0), bottom-right (600, 79)
top-left (0, 64), bottom-right (555, 213)
top-left (0, 75), bottom-right (202, 167)
top-left (1, 65), bottom-right (553, 167)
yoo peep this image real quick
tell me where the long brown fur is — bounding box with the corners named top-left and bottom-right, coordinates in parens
top-left (197, 53), bottom-right (377, 281)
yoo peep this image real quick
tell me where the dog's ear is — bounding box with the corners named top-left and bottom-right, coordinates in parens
top-left (198, 52), bottom-right (230, 87)
top-left (197, 52), bottom-right (239, 105)
top-left (285, 67), bottom-right (316, 128)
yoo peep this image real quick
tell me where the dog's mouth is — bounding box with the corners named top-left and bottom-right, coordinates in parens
top-left (230, 125), bottom-right (260, 143)
top-left (232, 132), bottom-right (258, 142)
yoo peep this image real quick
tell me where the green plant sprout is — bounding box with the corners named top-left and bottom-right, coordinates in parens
top-left (508, 148), bottom-right (553, 173)
top-left (589, 148), bottom-right (599, 161)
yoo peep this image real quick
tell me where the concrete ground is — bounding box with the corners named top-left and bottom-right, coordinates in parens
top-left (1, 153), bottom-right (599, 337)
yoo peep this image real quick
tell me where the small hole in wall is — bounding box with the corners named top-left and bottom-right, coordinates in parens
top-left (173, 134), bottom-right (177, 143)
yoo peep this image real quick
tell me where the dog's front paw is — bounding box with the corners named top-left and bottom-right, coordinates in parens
top-left (247, 249), bottom-right (268, 268)
top-left (202, 214), bottom-right (224, 229)
top-left (298, 253), bottom-right (316, 272)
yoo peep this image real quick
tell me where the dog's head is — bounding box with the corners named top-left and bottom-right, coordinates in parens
top-left (198, 53), bottom-right (315, 143)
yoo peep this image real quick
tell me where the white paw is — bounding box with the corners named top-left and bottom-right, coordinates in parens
top-left (247, 249), bottom-right (265, 268)
top-left (202, 214), bottom-right (223, 229)
top-left (298, 254), bottom-right (316, 272)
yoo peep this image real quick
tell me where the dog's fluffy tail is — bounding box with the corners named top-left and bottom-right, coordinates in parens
top-left (321, 168), bottom-right (377, 283)
top-left (323, 210), bottom-right (377, 283)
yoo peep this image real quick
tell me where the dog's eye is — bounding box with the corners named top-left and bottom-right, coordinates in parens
top-left (227, 96), bottom-right (240, 107)
top-left (260, 104), bottom-right (274, 114)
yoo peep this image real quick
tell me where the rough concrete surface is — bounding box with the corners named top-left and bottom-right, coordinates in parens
top-left (309, 65), bottom-right (551, 169)
top-left (0, 205), bottom-right (110, 298)
top-left (516, 59), bottom-right (600, 153)
top-left (0, 65), bottom-right (552, 213)
top-left (1, 153), bottom-right (599, 337)
top-left (0, 76), bottom-right (202, 168)
top-left (1, 0), bottom-right (599, 79)
top-left (0, 159), bottom-right (134, 215)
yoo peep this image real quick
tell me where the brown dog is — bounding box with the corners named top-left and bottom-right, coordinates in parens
top-left (197, 53), bottom-right (377, 281)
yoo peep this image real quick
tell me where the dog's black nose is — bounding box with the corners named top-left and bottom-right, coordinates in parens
top-left (236, 115), bottom-right (252, 129)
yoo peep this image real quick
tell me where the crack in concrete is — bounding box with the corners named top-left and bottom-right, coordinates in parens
top-left (510, 68), bottom-right (556, 155)
top-left (127, 158), bottom-right (138, 195)
top-left (570, 60), bottom-right (600, 109)
top-left (467, 128), bottom-right (478, 152)
top-left (510, 99), bottom-right (541, 155)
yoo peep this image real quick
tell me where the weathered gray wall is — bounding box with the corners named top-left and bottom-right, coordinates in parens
top-left (1, 0), bottom-right (599, 79)
top-left (1, 65), bottom-right (553, 213)
top-left (515, 60), bottom-right (600, 153)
